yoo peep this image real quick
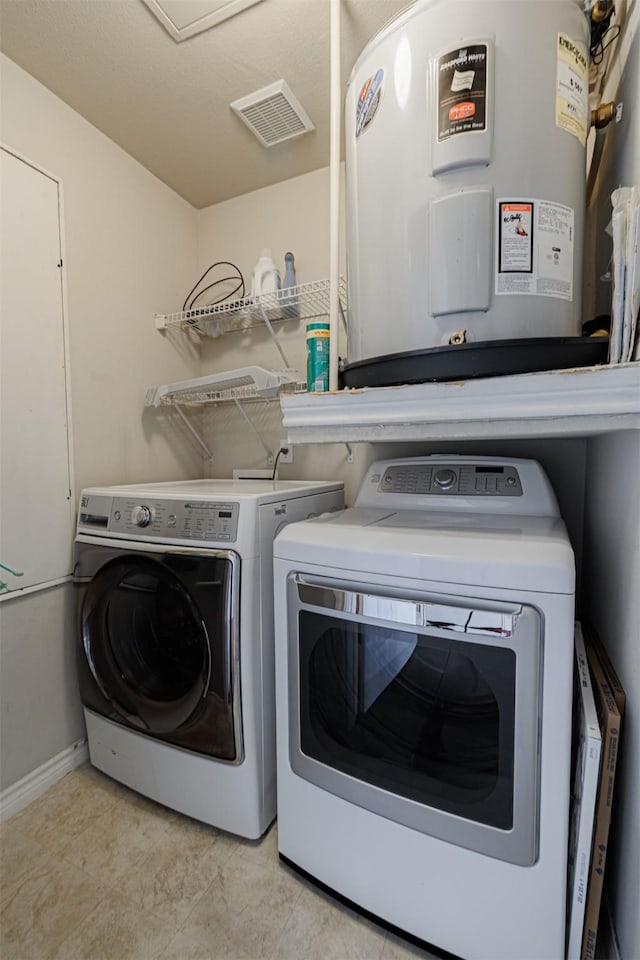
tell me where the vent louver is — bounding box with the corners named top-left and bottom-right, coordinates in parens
top-left (231, 80), bottom-right (315, 147)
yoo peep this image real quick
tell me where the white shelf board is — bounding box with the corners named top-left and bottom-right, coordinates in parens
top-left (281, 363), bottom-right (640, 444)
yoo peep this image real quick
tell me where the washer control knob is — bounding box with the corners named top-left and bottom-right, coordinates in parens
top-left (131, 504), bottom-right (152, 527)
top-left (434, 468), bottom-right (456, 491)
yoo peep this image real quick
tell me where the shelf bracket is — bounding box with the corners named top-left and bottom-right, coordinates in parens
top-left (233, 398), bottom-right (275, 465)
top-left (257, 303), bottom-right (291, 369)
top-left (338, 298), bottom-right (348, 336)
top-left (344, 442), bottom-right (354, 463)
top-left (172, 405), bottom-right (214, 463)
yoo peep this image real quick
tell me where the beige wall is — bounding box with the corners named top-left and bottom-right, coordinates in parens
top-left (196, 165), bottom-right (360, 487)
top-left (197, 165), bottom-right (345, 295)
top-left (197, 163), bottom-right (348, 378)
top-left (581, 8), bottom-right (640, 957)
top-left (0, 54), bottom-right (202, 795)
top-left (0, 54), bottom-right (202, 494)
top-left (0, 586), bottom-right (83, 791)
top-left (584, 432), bottom-right (640, 960)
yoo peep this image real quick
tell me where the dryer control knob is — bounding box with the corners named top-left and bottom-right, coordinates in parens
top-left (131, 504), bottom-right (152, 527)
top-left (434, 468), bottom-right (456, 491)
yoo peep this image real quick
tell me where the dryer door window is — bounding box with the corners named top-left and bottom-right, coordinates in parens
top-left (288, 576), bottom-right (541, 866)
top-left (80, 551), bottom-right (240, 760)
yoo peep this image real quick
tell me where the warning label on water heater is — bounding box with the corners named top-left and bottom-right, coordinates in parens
top-left (437, 44), bottom-right (488, 140)
top-left (556, 33), bottom-right (589, 145)
top-left (496, 199), bottom-right (574, 301)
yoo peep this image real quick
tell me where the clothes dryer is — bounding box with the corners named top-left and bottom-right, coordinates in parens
top-left (74, 478), bottom-right (343, 839)
top-left (273, 456), bottom-right (575, 959)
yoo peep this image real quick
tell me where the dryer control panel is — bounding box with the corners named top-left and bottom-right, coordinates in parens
top-left (78, 494), bottom-right (240, 542)
top-left (379, 462), bottom-right (523, 497)
top-left (356, 456), bottom-right (559, 517)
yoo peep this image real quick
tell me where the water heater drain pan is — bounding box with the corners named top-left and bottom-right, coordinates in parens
top-left (339, 337), bottom-right (608, 389)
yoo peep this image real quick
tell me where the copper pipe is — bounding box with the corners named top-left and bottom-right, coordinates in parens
top-left (591, 102), bottom-right (616, 128)
top-left (591, 0), bottom-right (614, 23)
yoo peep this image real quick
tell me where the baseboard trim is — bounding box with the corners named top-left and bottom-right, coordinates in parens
top-left (0, 739), bottom-right (88, 822)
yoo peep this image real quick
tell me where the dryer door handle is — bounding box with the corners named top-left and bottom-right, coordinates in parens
top-left (295, 578), bottom-right (518, 638)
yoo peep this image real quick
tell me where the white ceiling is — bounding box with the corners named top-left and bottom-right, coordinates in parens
top-left (0, 0), bottom-right (409, 208)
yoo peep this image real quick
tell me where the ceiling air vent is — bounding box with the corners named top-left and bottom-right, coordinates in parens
top-left (231, 80), bottom-right (315, 147)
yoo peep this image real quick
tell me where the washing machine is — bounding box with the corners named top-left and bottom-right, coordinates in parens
top-left (74, 477), bottom-right (343, 839)
top-left (273, 456), bottom-right (575, 959)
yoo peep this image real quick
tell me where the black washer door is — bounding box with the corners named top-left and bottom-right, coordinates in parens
top-left (82, 555), bottom-right (211, 734)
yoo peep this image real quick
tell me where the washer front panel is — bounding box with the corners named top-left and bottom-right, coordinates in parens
top-left (75, 540), bottom-right (243, 763)
top-left (78, 493), bottom-right (240, 542)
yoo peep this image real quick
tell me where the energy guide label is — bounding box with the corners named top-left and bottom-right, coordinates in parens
top-left (496, 199), bottom-right (575, 301)
top-left (556, 33), bottom-right (588, 145)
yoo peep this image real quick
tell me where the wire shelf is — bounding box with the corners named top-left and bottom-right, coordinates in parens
top-left (155, 277), bottom-right (347, 337)
top-left (146, 366), bottom-right (306, 407)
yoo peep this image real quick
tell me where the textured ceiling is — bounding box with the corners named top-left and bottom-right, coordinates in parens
top-left (0, 0), bottom-right (409, 208)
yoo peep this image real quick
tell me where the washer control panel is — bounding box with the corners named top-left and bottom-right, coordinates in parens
top-left (379, 462), bottom-right (523, 497)
top-left (78, 494), bottom-right (240, 541)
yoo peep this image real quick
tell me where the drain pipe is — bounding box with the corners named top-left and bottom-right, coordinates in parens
top-left (329, 0), bottom-right (341, 392)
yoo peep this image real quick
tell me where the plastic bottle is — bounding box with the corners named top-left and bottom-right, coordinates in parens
top-left (282, 251), bottom-right (298, 315)
top-left (306, 321), bottom-right (330, 392)
top-left (251, 249), bottom-right (281, 297)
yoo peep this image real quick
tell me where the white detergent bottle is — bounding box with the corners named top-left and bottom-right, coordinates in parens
top-left (251, 248), bottom-right (281, 297)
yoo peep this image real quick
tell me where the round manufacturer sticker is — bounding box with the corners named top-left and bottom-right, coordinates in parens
top-left (356, 68), bottom-right (384, 138)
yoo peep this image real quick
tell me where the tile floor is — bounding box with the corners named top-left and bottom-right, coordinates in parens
top-left (1, 763), bottom-right (438, 960)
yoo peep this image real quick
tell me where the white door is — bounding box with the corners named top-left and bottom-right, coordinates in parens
top-left (0, 148), bottom-right (73, 594)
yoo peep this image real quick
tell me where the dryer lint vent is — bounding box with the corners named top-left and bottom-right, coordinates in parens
top-left (231, 80), bottom-right (315, 147)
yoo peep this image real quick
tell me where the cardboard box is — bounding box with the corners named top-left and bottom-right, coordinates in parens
top-left (580, 627), bottom-right (625, 960)
top-left (587, 625), bottom-right (626, 716)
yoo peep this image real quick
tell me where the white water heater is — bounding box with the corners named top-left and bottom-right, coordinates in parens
top-left (342, 0), bottom-right (604, 386)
